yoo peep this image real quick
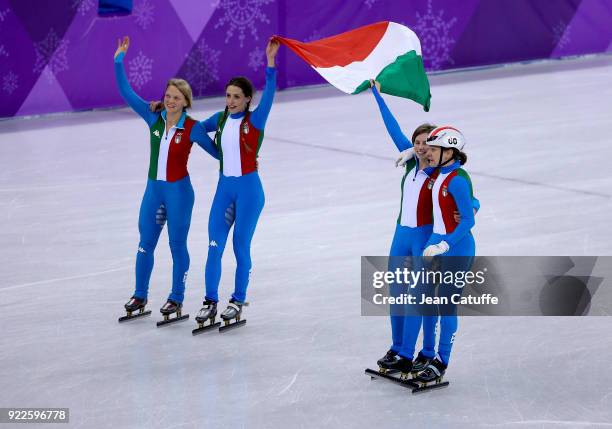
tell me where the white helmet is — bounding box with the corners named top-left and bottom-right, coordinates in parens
top-left (426, 126), bottom-right (466, 151)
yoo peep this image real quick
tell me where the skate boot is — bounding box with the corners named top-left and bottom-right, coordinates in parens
top-left (192, 299), bottom-right (221, 335)
top-left (157, 299), bottom-right (189, 327)
top-left (219, 298), bottom-right (248, 332)
top-left (376, 350), bottom-right (398, 372)
top-left (415, 355), bottom-right (447, 386)
top-left (118, 296), bottom-right (151, 322)
top-left (379, 356), bottom-right (413, 380)
top-left (410, 352), bottom-right (433, 377)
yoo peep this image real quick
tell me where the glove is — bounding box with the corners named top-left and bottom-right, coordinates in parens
top-left (395, 148), bottom-right (415, 167)
top-left (423, 241), bottom-right (449, 257)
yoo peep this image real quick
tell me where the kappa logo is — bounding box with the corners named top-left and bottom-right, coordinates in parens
top-left (209, 240), bottom-right (217, 247)
top-left (138, 246), bottom-right (146, 253)
top-left (153, 130), bottom-right (160, 137)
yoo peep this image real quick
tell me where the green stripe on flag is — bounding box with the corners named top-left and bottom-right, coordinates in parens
top-left (353, 51), bottom-right (431, 112)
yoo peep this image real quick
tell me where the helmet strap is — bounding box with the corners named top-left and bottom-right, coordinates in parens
top-left (438, 148), bottom-right (454, 168)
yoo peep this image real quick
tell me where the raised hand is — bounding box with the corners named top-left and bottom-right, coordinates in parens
top-left (114, 36), bottom-right (129, 60)
top-left (369, 79), bottom-right (381, 93)
top-left (266, 37), bottom-right (280, 67)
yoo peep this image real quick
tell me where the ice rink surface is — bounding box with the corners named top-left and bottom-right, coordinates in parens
top-left (1, 55), bottom-right (612, 428)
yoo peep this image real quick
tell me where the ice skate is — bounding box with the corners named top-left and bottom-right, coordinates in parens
top-left (365, 356), bottom-right (418, 389)
top-left (219, 298), bottom-right (248, 332)
top-left (412, 355), bottom-right (450, 393)
top-left (410, 352), bottom-right (433, 377)
top-left (376, 349), bottom-right (399, 373)
top-left (156, 299), bottom-right (189, 327)
top-left (192, 299), bottom-right (221, 335)
top-left (118, 296), bottom-right (151, 322)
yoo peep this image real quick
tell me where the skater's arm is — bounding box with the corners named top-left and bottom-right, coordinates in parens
top-left (371, 85), bottom-right (412, 152)
top-left (114, 51), bottom-right (158, 127)
top-left (446, 176), bottom-right (475, 247)
top-left (251, 38), bottom-right (279, 130)
top-left (190, 122), bottom-right (219, 159)
top-left (200, 112), bottom-right (223, 133)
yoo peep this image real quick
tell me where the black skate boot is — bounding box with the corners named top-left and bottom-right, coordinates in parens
top-left (379, 356), bottom-right (413, 380)
top-left (410, 352), bottom-right (433, 378)
top-left (219, 298), bottom-right (248, 332)
top-left (118, 296), bottom-right (151, 322)
top-left (157, 299), bottom-right (189, 327)
top-left (192, 299), bottom-right (221, 335)
top-left (376, 350), bottom-right (398, 373)
top-left (412, 356), bottom-right (450, 393)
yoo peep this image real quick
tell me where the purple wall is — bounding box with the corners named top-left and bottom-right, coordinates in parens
top-left (1, 0), bottom-right (611, 118)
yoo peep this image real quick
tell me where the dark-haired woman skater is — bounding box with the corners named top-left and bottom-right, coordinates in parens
top-left (195, 38), bottom-right (279, 327)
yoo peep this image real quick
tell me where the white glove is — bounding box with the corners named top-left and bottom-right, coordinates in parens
top-left (395, 148), bottom-right (415, 167)
top-left (423, 241), bottom-right (450, 257)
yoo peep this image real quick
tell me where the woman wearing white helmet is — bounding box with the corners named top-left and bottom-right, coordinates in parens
top-left (415, 125), bottom-right (476, 385)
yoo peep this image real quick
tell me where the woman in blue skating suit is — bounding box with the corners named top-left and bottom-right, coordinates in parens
top-left (415, 126), bottom-right (477, 384)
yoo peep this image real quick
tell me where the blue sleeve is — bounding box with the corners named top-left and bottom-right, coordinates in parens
top-left (445, 176), bottom-right (475, 247)
top-left (250, 67), bottom-right (277, 130)
top-left (189, 122), bottom-right (219, 160)
top-left (201, 111), bottom-right (222, 133)
top-left (114, 52), bottom-right (158, 127)
top-left (472, 197), bottom-right (480, 213)
top-left (371, 86), bottom-right (412, 152)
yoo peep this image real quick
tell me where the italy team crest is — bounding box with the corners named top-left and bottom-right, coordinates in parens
top-left (242, 122), bottom-right (249, 134)
top-left (427, 178), bottom-right (435, 190)
top-left (175, 132), bottom-right (182, 144)
top-left (442, 186), bottom-right (448, 197)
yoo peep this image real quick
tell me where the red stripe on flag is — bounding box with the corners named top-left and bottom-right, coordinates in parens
top-left (275, 21), bottom-right (389, 68)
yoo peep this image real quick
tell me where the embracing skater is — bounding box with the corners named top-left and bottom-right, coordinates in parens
top-left (114, 36), bottom-right (218, 325)
top-left (192, 38), bottom-right (280, 333)
top-left (413, 126), bottom-right (477, 386)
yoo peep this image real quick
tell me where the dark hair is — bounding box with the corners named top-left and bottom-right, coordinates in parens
top-left (226, 76), bottom-right (255, 111)
top-left (452, 148), bottom-right (468, 165)
top-left (213, 77), bottom-right (257, 152)
top-left (411, 123), bottom-right (437, 143)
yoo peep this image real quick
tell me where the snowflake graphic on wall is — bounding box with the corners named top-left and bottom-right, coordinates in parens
top-left (413, 0), bottom-right (457, 70)
top-left (0, 8), bottom-right (9, 21)
top-left (181, 39), bottom-right (221, 96)
top-left (33, 28), bottom-right (70, 81)
top-left (0, 45), bottom-right (7, 57)
top-left (552, 20), bottom-right (571, 50)
top-left (364, 0), bottom-right (378, 8)
top-left (2, 71), bottom-right (18, 94)
top-left (248, 46), bottom-right (264, 71)
top-left (128, 51), bottom-right (153, 90)
top-left (134, 0), bottom-right (155, 30)
top-left (214, 0), bottom-right (275, 48)
top-left (72, 0), bottom-right (95, 16)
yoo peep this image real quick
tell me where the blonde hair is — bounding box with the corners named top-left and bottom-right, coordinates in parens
top-left (165, 78), bottom-right (193, 110)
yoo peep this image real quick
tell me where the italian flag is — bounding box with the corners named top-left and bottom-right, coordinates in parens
top-left (276, 21), bottom-right (431, 111)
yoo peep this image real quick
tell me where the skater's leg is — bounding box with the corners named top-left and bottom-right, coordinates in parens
top-left (398, 224), bottom-right (432, 360)
top-left (135, 181), bottom-right (164, 300)
top-left (388, 224), bottom-right (413, 353)
top-left (231, 173), bottom-right (265, 303)
top-left (204, 176), bottom-right (234, 303)
top-left (436, 234), bottom-right (475, 365)
top-left (164, 177), bottom-right (195, 304)
top-left (421, 316), bottom-right (438, 359)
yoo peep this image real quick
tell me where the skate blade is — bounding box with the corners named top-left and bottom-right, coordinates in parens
top-left (218, 319), bottom-right (247, 333)
top-left (118, 310), bottom-right (151, 323)
top-left (192, 321), bottom-right (221, 336)
top-left (156, 314), bottom-right (189, 327)
top-left (365, 368), bottom-right (419, 389)
top-left (412, 380), bottom-right (450, 394)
